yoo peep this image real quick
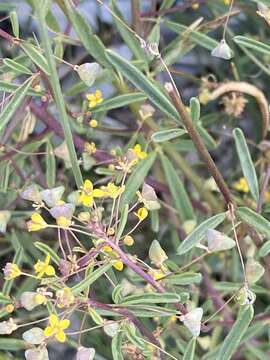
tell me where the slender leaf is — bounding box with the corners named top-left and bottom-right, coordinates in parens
top-left (20, 42), bottom-right (50, 75)
top-left (236, 207), bottom-right (270, 239)
top-left (165, 272), bottom-right (202, 285)
top-left (116, 204), bottom-right (129, 241)
top-left (121, 292), bottom-right (181, 305)
top-left (94, 93), bottom-right (147, 113)
top-left (190, 97), bottom-right (200, 123)
top-left (111, 329), bottom-right (124, 360)
top-left (3, 58), bottom-right (32, 75)
top-left (233, 128), bottom-right (259, 201)
top-left (45, 141), bottom-right (56, 188)
top-left (234, 36), bottom-right (270, 56)
top-left (160, 153), bottom-right (195, 221)
top-left (71, 262), bottom-right (112, 295)
top-left (0, 78), bottom-right (34, 134)
top-left (151, 128), bottom-right (186, 143)
top-left (183, 338), bottom-right (196, 360)
top-left (217, 305), bottom-right (254, 360)
top-left (105, 49), bottom-right (181, 123)
top-left (258, 240), bottom-right (270, 257)
top-left (0, 338), bottom-right (29, 350)
top-left (178, 213), bottom-right (226, 255)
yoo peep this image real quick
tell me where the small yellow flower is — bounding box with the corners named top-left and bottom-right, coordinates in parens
top-left (5, 304), bottom-right (14, 313)
top-left (107, 227), bottom-right (115, 236)
top-left (131, 144), bottom-right (147, 160)
top-left (34, 255), bottom-right (55, 278)
top-left (103, 245), bottom-right (113, 253)
top-left (79, 179), bottom-right (105, 207)
top-left (27, 213), bottom-right (47, 232)
top-left (44, 314), bottom-right (70, 343)
top-left (134, 207), bottom-right (148, 221)
top-left (86, 90), bottom-right (103, 108)
top-left (233, 177), bottom-right (249, 193)
top-left (89, 119), bottom-right (98, 128)
top-left (3, 263), bottom-right (22, 280)
top-left (34, 293), bottom-right (47, 305)
top-left (191, 3), bottom-right (200, 10)
top-left (84, 142), bottom-right (96, 155)
top-left (100, 182), bottom-right (125, 199)
top-left (123, 235), bottom-right (134, 246)
top-left (113, 260), bottom-right (124, 271)
top-left (56, 216), bottom-right (72, 228)
top-left (224, 0), bottom-right (230, 5)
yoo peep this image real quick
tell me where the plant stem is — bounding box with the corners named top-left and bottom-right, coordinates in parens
top-left (35, 2), bottom-right (83, 188)
top-left (166, 82), bottom-right (234, 207)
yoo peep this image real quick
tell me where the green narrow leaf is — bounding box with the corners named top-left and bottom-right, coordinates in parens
top-left (3, 247), bottom-right (24, 296)
top-left (120, 152), bottom-right (157, 206)
top-left (105, 49), bottom-right (182, 123)
top-left (116, 204), bottom-right (129, 241)
top-left (151, 128), bottom-right (186, 143)
top-left (164, 20), bottom-right (219, 51)
top-left (71, 262), bottom-right (112, 295)
top-left (236, 207), bottom-right (270, 239)
top-left (0, 161), bottom-right (11, 193)
top-left (183, 338), bottom-right (196, 360)
top-left (94, 93), bottom-right (147, 113)
top-left (3, 58), bottom-right (32, 75)
top-left (10, 11), bottom-right (19, 38)
top-left (45, 141), bottom-right (56, 188)
top-left (34, 242), bottom-right (60, 265)
top-left (35, 3), bottom-right (83, 188)
top-left (217, 305), bottom-right (254, 360)
top-left (64, 0), bottom-right (110, 68)
top-left (178, 213), bottom-right (226, 255)
top-left (233, 128), bottom-right (259, 201)
top-left (0, 77), bottom-right (34, 134)
top-left (0, 81), bottom-right (43, 97)
top-left (111, 0), bottom-right (147, 63)
top-left (121, 292), bottom-right (181, 305)
top-left (195, 124), bottom-right (217, 149)
top-left (234, 36), bottom-right (270, 56)
top-left (0, 338), bottom-right (29, 350)
top-left (160, 0), bottom-right (176, 10)
top-left (150, 209), bottom-right (159, 233)
top-left (160, 153), bottom-right (195, 221)
top-left (112, 329), bottom-right (124, 360)
top-left (190, 97), bottom-right (200, 123)
top-left (0, 293), bottom-right (13, 304)
top-left (20, 43), bottom-right (50, 75)
top-left (258, 240), bottom-right (270, 257)
top-left (165, 272), bottom-right (202, 285)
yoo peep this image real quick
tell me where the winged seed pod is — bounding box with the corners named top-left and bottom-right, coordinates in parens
top-left (246, 258), bottom-right (265, 284)
top-left (206, 229), bottom-right (236, 252)
top-left (0, 211), bottom-right (11, 233)
top-left (137, 183), bottom-right (160, 210)
top-left (21, 184), bottom-right (42, 202)
top-left (41, 186), bottom-right (65, 207)
top-left (22, 327), bottom-right (45, 345)
top-left (180, 308), bottom-right (203, 337)
top-left (25, 346), bottom-right (49, 360)
top-left (76, 62), bottom-right (101, 87)
top-left (211, 39), bottom-right (233, 60)
top-left (149, 240), bottom-right (168, 268)
top-left (76, 347), bottom-right (95, 360)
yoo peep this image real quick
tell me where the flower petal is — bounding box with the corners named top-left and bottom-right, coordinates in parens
top-left (44, 326), bottom-right (54, 338)
top-left (55, 330), bottom-right (66, 343)
top-left (49, 314), bottom-right (58, 327)
top-left (59, 319), bottom-right (70, 330)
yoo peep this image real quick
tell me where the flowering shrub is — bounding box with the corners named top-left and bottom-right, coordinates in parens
top-left (1, 0), bottom-right (270, 359)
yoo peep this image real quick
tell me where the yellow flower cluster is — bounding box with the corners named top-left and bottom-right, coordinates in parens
top-left (86, 90), bottom-right (103, 108)
top-left (233, 177), bottom-right (249, 193)
top-left (27, 213), bottom-right (47, 232)
top-left (34, 255), bottom-right (55, 278)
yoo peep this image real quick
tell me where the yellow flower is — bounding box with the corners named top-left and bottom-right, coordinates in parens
top-left (89, 119), bottom-right (98, 128)
top-left (84, 142), bottom-right (96, 155)
top-left (233, 177), bottom-right (249, 193)
top-left (3, 263), bottom-right (22, 280)
top-left (44, 314), bottom-right (70, 343)
top-left (100, 182), bottom-right (125, 199)
top-left (131, 144), bottom-right (147, 160)
top-left (79, 179), bottom-right (105, 207)
top-left (34, 293), bottom-right (47, 305)
top-left (123, 235), bottom-right (134, 246)
top-left (5, 304), bottom-right (14, 313)
top-left (224, 0), bottom-right (230, 5)
top-left (192, 3), bottom-right (200, 9)
top-left (34, 255), bottom-right (55, 278)
top-left (113, 260), bottom-right (124, 271)
top-left (86, 90), bottom-right (103, 108)
top-left (56, 216), bottom-right (72, 228)
top-left (134, 207), bottom-right (148, 221)
top-left (103, 245), bottom-right (113, 253)
top-left (27, 213), bottom-right (47, 232)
